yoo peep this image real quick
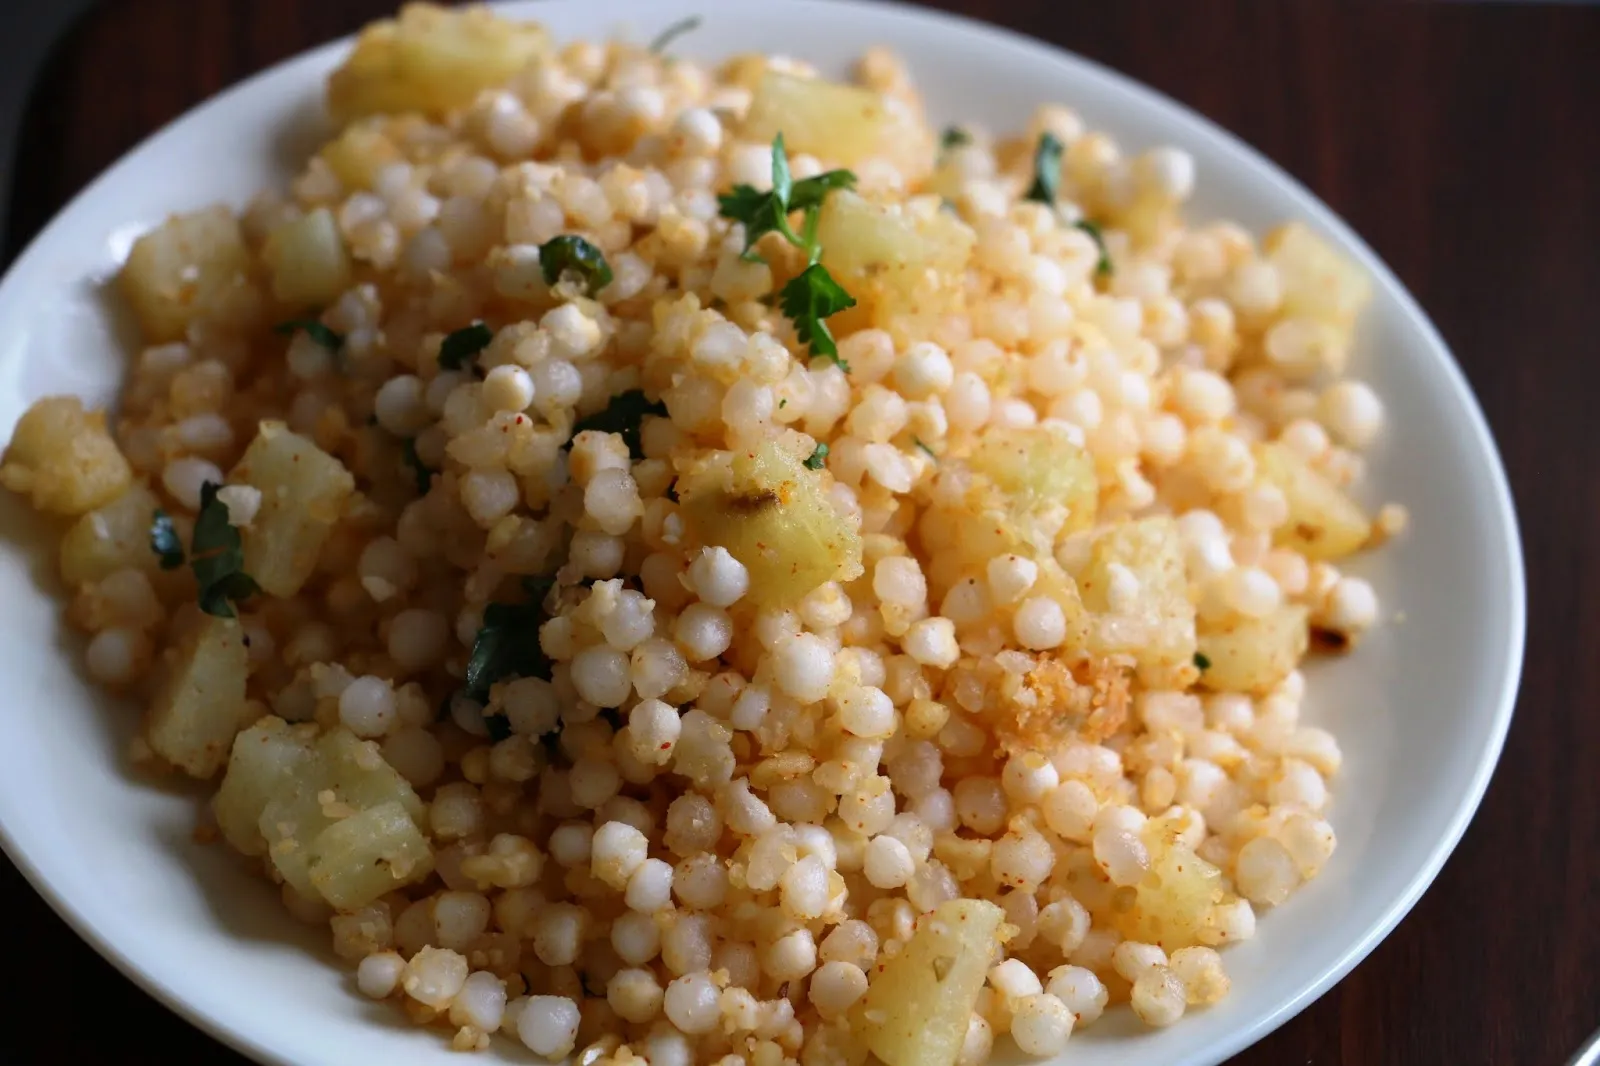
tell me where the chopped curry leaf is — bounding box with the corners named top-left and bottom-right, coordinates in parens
top-left (191, 481), bottom-right (260, 619)
top-left (803, 442), bottom-right (830, 470)
top-left (149, 509), bottom-right (185, 570)
top-left (273, 319), bottom-right (344, 352)
top-left (1193, 651), bottom-right (1212, 671)
top-left (437, 322), bottom-right (494, 371)
top-left (539, 235), bottom-right (614, 296)
top-left (1025, 131), bottom-right (1064, 205)
top-left (466, 589), bottom-right (553, 701)
top-left (779, 262), bottom-right (856, 369)
top-left (1074, 219), bottom-right (1114, 277)
top-left (570, 389), bottom-right (668, 460)
top-left (647, 14), bottom-right (701, 54)
top-left (402, 437), bottom-right (435, 496)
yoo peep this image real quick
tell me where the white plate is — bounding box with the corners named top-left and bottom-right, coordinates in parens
top-left (0, 2), bottom-right (1524, 1064)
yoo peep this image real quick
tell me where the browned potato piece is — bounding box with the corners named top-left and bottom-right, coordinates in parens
top-left (231, 422), bottom-right (355, 597)
top-left (1257, 443), bottom-right (1371, 560)
top-left (1197, 604), bottom-right (1310, 695)
top-left (118, 206), bottom-right (253, 343)
top-left (0, 397), bottom-right (132, 516)
top-left (680, 441), bottom-right (862, 607)
top-left (145, 615), bottom-right (256, 778)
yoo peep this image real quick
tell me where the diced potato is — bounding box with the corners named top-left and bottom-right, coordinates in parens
top-left (817, 190), bottom-right (973, 323)
top-left (1197, 604), bottom-right (1309, 695)
top-left (261, 208), bottom-right (352, 308)
top-left (319, 123), bottom-right (402, 190)
top-left (58, 483), bottom-right (165, 585)
top-left (307, 801), bottom-right (434, 911)
top-left (258, 727), bottom-right (429, 905)
top-left (0, 397), bottom-right (132, 517)
top-left (743, 72), bottom-right (928, 173)
top-left (212, 717), bottom-right (317, 855)
top-left (969, 424), bottom-right (1098, 535)
top-left (145, 616), bottom-right (255, 778)
top-left (1079, 517), bottom-right (1196, 683)
top-left (327, 3), bottom-right (550, 123)
top-left (1265, 222), bottom-right (1371, 330)
top-left (860, 899), bottom-right (1005, 1066)
top-left (1256, 443), bottom-right (1370, 560)
top-left (119, 206), bottom-right (252, 343)
top-left (231, 422), bottom-right (355, 597)
top-left (1114, 815), bottom-right (1226, 951)
top-left (316, 728), bottom-right (425, 824)
top-left (680, 442), bottom-right (863, 607)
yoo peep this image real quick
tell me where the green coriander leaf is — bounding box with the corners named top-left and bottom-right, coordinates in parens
top-left (940, 126), bottom-right (971, 151)
top-left (149, 510), bottom-right (185, 570)
top-left (539, 235), bottom-right (615, 296)
top-left (1025, 131), bottom-right (1064, 204)
top-left (779, 262), bottom-right (856, 369)
top-left (570, 389), bottom-right (668, 460)
top-left (1074, 219), bottom-right (1113, 278)
top-left (803, 442), bottom-right (830, 470)
top-left (467, 592), bottom-right (552, 701)
top-left (778, 398), bottom-right (788, 409)
top-left (437, 322), bottom-right (493, 371)
top-left (402, 437), bottom-right (435, 496)
top-left (274, 319), bottom-right (344, 351)
top-left (770, 132), bottom-right (793, 208)
top-left (1193, 651), bottom-right (1212, 671)
top-left (913, 438), bottom-right (938, 461)
top-left (717, 183), bottom-right (786, 262)
top-left (788, 169), bottom-right (857, 213)
top-left (648, 14), bottom-right (701, 54)
top-left (190, 481), bottom-right (260, 619)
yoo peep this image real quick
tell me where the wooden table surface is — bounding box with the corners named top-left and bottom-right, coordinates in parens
top-left (3, 1), bottom-right (1597, 1063)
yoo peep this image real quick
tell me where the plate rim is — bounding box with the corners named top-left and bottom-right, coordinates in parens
top-left (0, 1), bottom-right (1526, 1064)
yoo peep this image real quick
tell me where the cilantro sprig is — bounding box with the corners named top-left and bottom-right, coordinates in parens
top-left (803, 442), bottom-right (829, 470)
top-left (940, 126), bottom-right (971, 152)
top-left (190, 482), bottom-right (261, 619)
top-left (717, 133), bottom-right (858, 369)
top-left (1074, 219), bottom-right (1113, 278)
top-left (648, 15), bottom-right (701, 55)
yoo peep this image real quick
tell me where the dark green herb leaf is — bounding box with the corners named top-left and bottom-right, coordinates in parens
top-left (1025, 131), bottom-right (1064, 205)
top-left (483, 710), bottom-right (514, 742)
top-left (803, 442), bottom-right (830, 470)
top-left (149, 510), bottom-right (185, 570)
top-left (402, 438), bottom-right (434, 496)
top-left (779, 262), bottom-right (856, 369)
top-left (648, 14), bottom-right (701, 54)
top-left (570, 389), bottom-right (668, 460)
top-left (539, 235), bottom-right (614, 296)
top-left (913, 438), bottom-right (938, 462)
top-left (1074, 219), bottom-right (1113, 278)
top-left (1193, 651), bottom-right (1212, 671)
top-left (940, 126), bottom-right (971, 151)
top-left (778, 398), bottom-right (788, 409)
top-left (466, 592), bottom-right (552, 701)
top-left (274, 319), bottom-right (344, 351)
top-left (788, 169), bottom-right (857, 213)
top-left (191, 481), bottom-right (260, 619)
top-left (437, 322), bottom-right (494, 371)
top-left (770, 131), bottom-right (793, 210)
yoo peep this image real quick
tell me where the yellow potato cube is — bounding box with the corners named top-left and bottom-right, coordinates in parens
top-left (1265, 222), bottom-right (1372, 330)
top-left (212, 717), bottom-right (318, 855)
top-left (0, 397), bottom-right (132, 517)
top-left (1079, 517), bottom-right (1197, 683)
top-left (58, 483), bottom-right (166, 585)
top-left (231, 422), bottom-right (355, 597)
top-left (1257, 443), bottom-right (1371, 560)
top-left (262, 208), bottom-right (352, 309)
top-left (860, 898), bottom-right (1005, 1066)
top-left (118, 206), bottom-right (253, 343)
top-left (743, 71), bottom-right (927, 173)
top-left (327, 3), bottom-right (550, 123)
top-left (145, 615), bottom-right (256, 778)
top-left (307, 801), bottom-right (434, 911)
top-left (1197, 604), bottom-right (1310, 695)
top-left (1114, 816), bottom-right (1226, 951)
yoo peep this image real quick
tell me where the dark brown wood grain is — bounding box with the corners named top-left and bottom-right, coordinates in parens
top-left (3, 1), bottom-right (1597, 1063)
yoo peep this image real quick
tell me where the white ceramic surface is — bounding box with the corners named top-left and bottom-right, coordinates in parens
top-left (0, 2), bottom-right (1524, 1064)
